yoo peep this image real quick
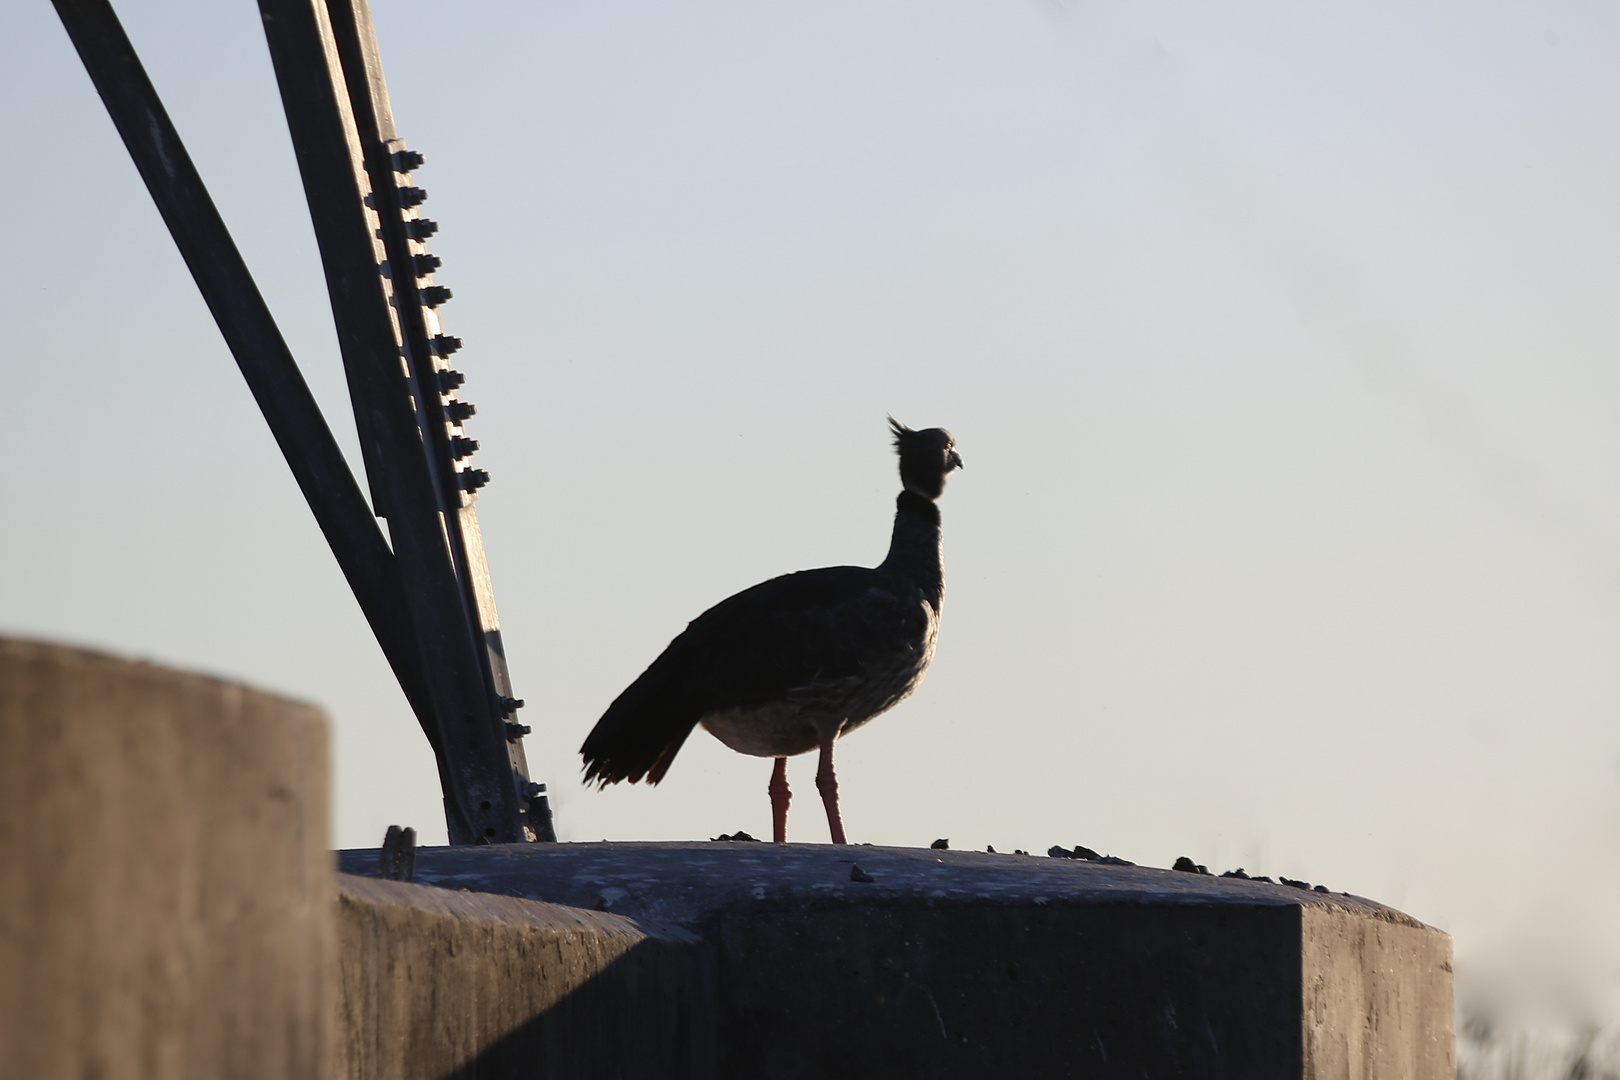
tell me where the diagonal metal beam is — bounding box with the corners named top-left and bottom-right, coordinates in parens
top-left (50, 0), bottom-right (554, 845)
top-left (49, 0), bottom-right (436, 738)
top-left (257, 0), bottom-right (548, 843)
top-left (319, 0), bottom-right (553, 842)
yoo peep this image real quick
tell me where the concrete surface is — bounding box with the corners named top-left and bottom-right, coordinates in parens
top-left (336, 875), bottom-right (709, 1080)
top-left (0, 638), bottom-right (333, 1080)
top-left (335, 841), bottom-right (1455, 1079)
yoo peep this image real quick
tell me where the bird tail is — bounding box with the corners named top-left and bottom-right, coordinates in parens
top-left (580, 661), bottom-right (701, 787)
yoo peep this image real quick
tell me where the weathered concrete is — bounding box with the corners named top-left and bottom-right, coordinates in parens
top-left (335, 875), bottom-right (710, 1080)
top-left (0, 638), bottom-right (333, 1080)
top-left (335, 842), bottom-right (1454, 1079)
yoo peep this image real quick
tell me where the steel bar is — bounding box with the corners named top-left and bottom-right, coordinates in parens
top-left (257, 0), bottom-right (536, 843)
top-left (49, 0), bottom-right (436, 737)
top-left (322, 0), bottom-right (554, 841)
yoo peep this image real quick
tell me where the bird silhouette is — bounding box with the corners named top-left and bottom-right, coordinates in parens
top-left (580, 418), bottom-right (963, 843)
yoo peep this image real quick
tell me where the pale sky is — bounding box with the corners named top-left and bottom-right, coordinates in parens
top-left (6, 0), bottom-right (1620, 1020)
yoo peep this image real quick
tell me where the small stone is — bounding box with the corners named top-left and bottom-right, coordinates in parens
top-left (1096, 855), bottom-right (1135, 866)
top-left (930, 838), bottom-right (949, 850)
top-left (711, 831), bottom-right (761, 842)
top-left (1314, 885), bottom-right (1330, 893)
top-left (1047, 844), bottom-right (1101, 861)
top-left (1220, 868), bottom-right (1250, 879)
top-left (1173, 857), bottom-right (1211, 875)
top-left (850, 863), bottom-right (875, 883)
top-left (986, 845), bottom-right (996, 853)
top-left (1280, 877), bottom-right (1311, 891)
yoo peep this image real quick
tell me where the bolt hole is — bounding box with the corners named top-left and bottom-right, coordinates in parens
top-left (479, 800), bottom-right (491, 811)
top-left (484, 827), bottom-right (496, 837)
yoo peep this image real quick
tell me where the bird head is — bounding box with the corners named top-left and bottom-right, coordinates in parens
top-left (889, 417), bottom-right (963, 500)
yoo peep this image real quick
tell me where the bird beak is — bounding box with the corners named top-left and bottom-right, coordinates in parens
top-left (948, 450), bottom-right (964, 471)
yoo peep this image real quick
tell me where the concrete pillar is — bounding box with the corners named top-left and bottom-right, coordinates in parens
top-left (0, 638), bottom-right (333, 1080)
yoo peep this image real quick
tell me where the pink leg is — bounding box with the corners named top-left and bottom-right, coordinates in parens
top-left (815, 738), bottom-right (847, 845)
top-left (769, 756), bottom-right (790, 844)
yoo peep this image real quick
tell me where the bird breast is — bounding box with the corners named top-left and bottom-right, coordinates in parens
top-left (698, 599), bottom-right (940, 759)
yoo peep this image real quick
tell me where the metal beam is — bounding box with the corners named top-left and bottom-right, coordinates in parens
top-left (321, 0), bottom-right (553, 843)
top-left (49, 0), bottom-right (436, 739)
top-left (257, 0), bottom-right (549, 843)
top-left (50, 0), bottom-right (555, 844)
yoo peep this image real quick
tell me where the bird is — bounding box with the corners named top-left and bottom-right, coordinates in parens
top-left (580, 417), bottom-right (963, 844)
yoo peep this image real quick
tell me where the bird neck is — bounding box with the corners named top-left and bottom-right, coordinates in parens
top-left (880, 491), bottom-right (944, 608)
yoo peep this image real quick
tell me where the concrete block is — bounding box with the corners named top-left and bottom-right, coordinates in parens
top-left (335, 842), bottom-right (1454, 1079)
top-left (335, 875), bottom-right (710, 1080)
top-left (0, 638), bottom-right (332, 1080)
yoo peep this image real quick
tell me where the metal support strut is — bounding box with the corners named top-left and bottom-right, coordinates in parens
top-left (51, 0), bottom-right (555, 844)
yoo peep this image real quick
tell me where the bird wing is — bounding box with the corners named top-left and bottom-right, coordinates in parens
top-left (580, 565), bottom-right (928, 786)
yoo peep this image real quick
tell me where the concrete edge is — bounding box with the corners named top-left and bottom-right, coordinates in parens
top-left (336, 873), bottom-right (655, 940)
top-left (366, 842), bottom-right (1439, 934)
top-left (0, 636), bottom-right (323, 713)
top-left (338, 874), bottom-right (699, 939)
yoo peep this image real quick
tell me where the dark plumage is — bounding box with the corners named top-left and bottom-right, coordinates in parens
top-left (580, 418), bottom-right (963, 843)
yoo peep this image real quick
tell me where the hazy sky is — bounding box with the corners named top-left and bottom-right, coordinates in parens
top-left (6, 0), bottom-right (1620, 1011)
